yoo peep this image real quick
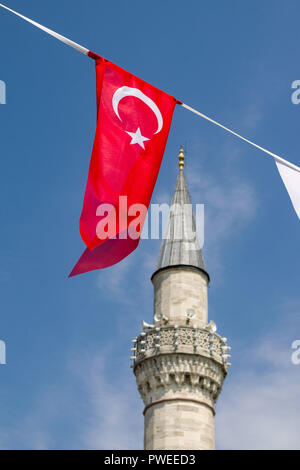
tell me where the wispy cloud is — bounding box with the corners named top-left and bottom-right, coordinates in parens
top-left (216, 301), bottom-right (300, 450)
top-left (94, 238), bottom-right (160, 327)
top-left (1, 300), bottom-right (299, 450)
top-left (0, 346), bottom-right (143, 450)
top-left (0, 386), bottom-right (59, 450)
top-left (96, 254), bottom-right (136, 306)
top-left (186, 158), bottom-right (257, 278)
top-left (71, 349), bottom-right (143, 450)
top-left (240, 103), bottom-right (263, 130)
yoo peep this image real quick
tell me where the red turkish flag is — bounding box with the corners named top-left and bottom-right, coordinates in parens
top-left (69, 57), bottom-right (177, 277)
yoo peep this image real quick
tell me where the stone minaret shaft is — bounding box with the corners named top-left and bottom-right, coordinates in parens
top-left (131, 148), bottom-right (230, 450)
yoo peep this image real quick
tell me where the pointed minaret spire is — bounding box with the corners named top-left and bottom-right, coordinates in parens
top-left (132, 146), bottom-right (230, 450)
top-left (150, 146), bottom-right (210, 329)
top-left (155, 146), bottom-right (209, 279)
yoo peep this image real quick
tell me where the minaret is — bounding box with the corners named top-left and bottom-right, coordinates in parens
top-left (131, 147), bottom-right (230, 450)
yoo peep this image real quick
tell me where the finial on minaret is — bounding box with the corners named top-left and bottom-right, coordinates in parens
top-left (178, 146), bottom-right (185, 170)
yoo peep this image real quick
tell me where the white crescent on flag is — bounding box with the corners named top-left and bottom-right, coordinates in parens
top-left (112, 86), bottom-right (163, 149)
top-left (112, 86), bottom-right (163, 133)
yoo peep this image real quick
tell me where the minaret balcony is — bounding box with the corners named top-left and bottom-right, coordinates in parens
top-left (131, 325), bottom-right (230, 372)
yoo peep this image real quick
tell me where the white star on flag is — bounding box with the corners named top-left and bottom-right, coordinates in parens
top-left (126, 127), bottom-right (150, 149)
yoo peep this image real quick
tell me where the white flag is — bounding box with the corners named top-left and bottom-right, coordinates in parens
top-left (275, 158), bottom-right (300, 219)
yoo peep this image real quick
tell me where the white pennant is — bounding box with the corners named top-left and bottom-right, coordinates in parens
top-left (275, 158), bottom-right (300, 219)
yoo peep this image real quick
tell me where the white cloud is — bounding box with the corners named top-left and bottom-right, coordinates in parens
top-left (94, 238), bottom-right (160, 328)
top-left (240, 103), bottom-right (263, 130)
top-left (0, 388), bottom-right (57, 450)
top-left (1, 303), bottom-right (299, 450)
top-left (71, 350), bottom-right (143, 450)
top-left (186, 159), bottom-right (257, 277)
top-left (216, 304), bottom-right (300, 450)
top-left (96, 254), bottom-right (136, 306)
top-left (0, 346), bottom-right (144, 450)
top-left (76, 304), bottom-right (300, 450)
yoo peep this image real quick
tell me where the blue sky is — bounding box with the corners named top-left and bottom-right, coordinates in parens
top-left (0, 0), bottom-right (299, 449)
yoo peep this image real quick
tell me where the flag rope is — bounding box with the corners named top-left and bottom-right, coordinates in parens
top-left (0, 2), bottom-right (90, 56)
top-left (180, 103), bottom-right (300, 173)
top-left (1, 2), bottom-right (300, 174)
